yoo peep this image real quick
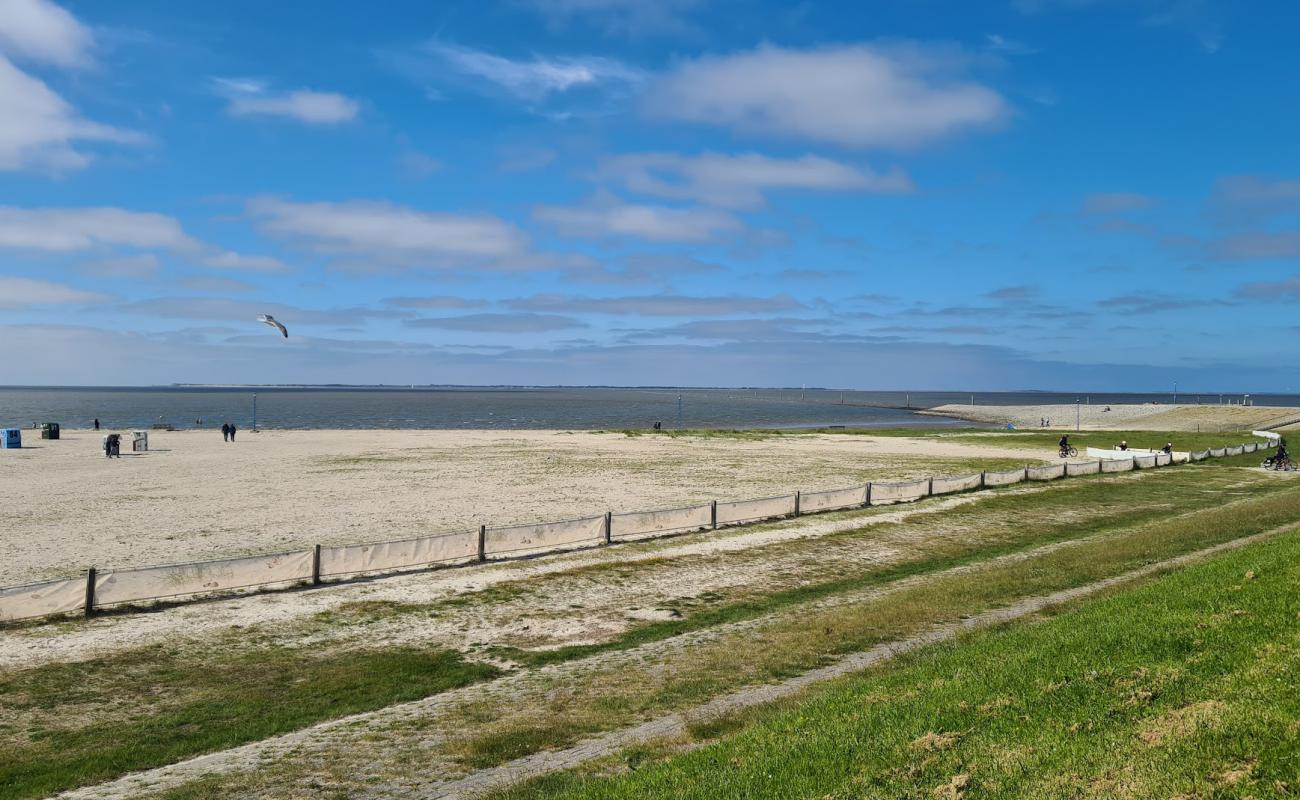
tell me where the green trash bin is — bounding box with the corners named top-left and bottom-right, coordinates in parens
top-left (41, 423), bottom-right (60, 440)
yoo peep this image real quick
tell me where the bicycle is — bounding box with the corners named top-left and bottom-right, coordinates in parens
top-left (1262, 454), bottom-right (1295, 471)
top-left (1058, 445), bottom-right (1078, 458)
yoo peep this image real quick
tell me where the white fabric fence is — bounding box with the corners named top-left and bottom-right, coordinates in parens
top-left (930, 473), bottom-right (983, 496)
top-left (1027, 463), bottom-right (1067, 481)
top-left (94, 549), bottom-right (314, 607)
top-left (0, 577), bottom-right (85, 622)
top-left (983, 467), bottom-right (1027, 487)
top-left (1066, 460), bottom-right (1101, 477)
top-left (870, 479), bottom-right (931, 504)
top-left (716, 494), bottom-right (797, 526)
top-left (799, 485), bottom-right (868, 514)
top-left (2, 433), bottom-right (1273, 623)
top-left (484, 515), bottom-right (605, 558)
top-left (611, 504), bottom-right (713, 542)
top-left (319, 530), bottom-right (478, 579)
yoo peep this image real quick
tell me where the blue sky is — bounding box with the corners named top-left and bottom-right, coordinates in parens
top-left (2, 0), bottom-right (1298, 390)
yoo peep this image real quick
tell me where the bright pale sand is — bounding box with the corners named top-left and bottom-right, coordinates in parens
top-left (923, 403), bottom-right (1300, 432)
top-left (0, 428), bottom-right (1044, 586)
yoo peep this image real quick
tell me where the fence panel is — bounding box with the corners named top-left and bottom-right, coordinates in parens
top-left (1027, 463), bottom-right (1067, 481)
top-left (1155, 453), bottom-right (1172, 466)
top-left (1210, 448), bottom-right (1227, 458)
top-left (799, 485), bottom-right (868, 514)
top-left (1243, 442), bottom-right (1258, 454)
top-left (0, 577), bottom-right (85, 622)
top-left (94, 549), bottom-right (314, 607)
top-left (1101, 458), bottom-right (1135, 473)
top-left (716, 494), bottom-right (797, 526)
top-left (1066, 460), bottom-right (1101, 476)
top-left (319, 530), bottom-right (477, 579)
top-left (1190, 449), bottom-right (1209, 461)
top-left (930, 473), bottom-right (983, 496)
top-left (870, 479), bottom-right (930, 504)
top-left (983, 467), bottom-right (1027, 487)
top-left (1133, 455), bottom-right (1158, 469)
top-left (1226, 445), bottom-right (1244, 456)
top-left (611, 503), bottom-right (713, 541)
top-left (485, 515), bottom-right (605, 559)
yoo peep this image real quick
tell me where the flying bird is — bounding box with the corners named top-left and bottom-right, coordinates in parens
top-left (257, 314), bottom-right (288, 338)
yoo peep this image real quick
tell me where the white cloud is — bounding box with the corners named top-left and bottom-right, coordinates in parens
top-left (405, 312), bottom-right (585, 332)
top-left (199, 251), bottom-right (288, 272)
top-left (0, 54), bottom-right (142, 172)
top-left (226, 89), bottom-right (359, 125)
top-left (507, 293), bottom-right (804, 316)
top-left (0, 206), bottom-right (288, 272)
top-left (0, 206), bottom-right (196, 251)
top-left (0, 276), bottom-right (109, 307)
top-left (385, 295), bottom-right (489, 310)
top-left (79, 253), bottom-right (160, 278)
top-left (215, 78), bottom-right (359, 125)
top-left (598, 152), bottom-right (911, 209)
top-left (644, 43), bottom-right (1007, 149)
top-left (424, 41), bottom-right (643, 103)
top-left (520, 0), bottom-right (702, 36)
top-left (533, 197), bottom-right (743, 242)
top-left (247, 197), bottom-right (531, 266)
top-left (0, 0), bottom-right (94, 68)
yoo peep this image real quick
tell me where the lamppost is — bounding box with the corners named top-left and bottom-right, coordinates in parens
top-left (252, 393), bottom-right (257, 433)
top-left (1076, 399), bottom-right (1081, 432)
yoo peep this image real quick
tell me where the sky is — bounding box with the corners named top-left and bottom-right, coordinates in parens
top-left (1, 0), bottom-right (1298, 391)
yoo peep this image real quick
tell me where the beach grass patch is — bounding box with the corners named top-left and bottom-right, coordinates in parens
top-left (486, 524), bottom-right (1300, 800)
top-left (0, 646), bottom-right (498, 800)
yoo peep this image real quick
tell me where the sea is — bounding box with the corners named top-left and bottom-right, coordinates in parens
top-left (0, 386), bottom-right (1291, 431)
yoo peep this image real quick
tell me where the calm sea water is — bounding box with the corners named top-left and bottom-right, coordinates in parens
top-left (0, 386), bottom-right (1290, 431)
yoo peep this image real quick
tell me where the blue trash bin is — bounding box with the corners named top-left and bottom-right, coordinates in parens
top-left (1, 429), bottom-right (21, 449)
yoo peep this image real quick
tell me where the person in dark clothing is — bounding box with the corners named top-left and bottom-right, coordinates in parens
top-left (221, 423), bottom-right (230, 442)
top-left (229, 423), bottom-right (237, 441)
top-left (1162, 442), bottom-right (1173, 454)
top-left (93, 418), bottom-right (100, 431)
top-left (104, 433), bottom-right (121, 458)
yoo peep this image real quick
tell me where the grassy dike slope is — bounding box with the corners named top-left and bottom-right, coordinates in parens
top-left (498, 528), bottom-right (1300, 800)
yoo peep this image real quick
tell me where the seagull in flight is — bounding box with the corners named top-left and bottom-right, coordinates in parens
top-left (257, 314), bottom-right (288, 338)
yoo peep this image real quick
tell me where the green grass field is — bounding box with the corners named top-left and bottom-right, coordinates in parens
top-left (492, 528), bottom-right (1300, 800)
top-left (3, 428), bottom-right (1293, 800)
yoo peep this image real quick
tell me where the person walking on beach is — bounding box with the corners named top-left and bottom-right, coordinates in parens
top-left (229, 423), bottom-right (237, 441)
top-left (221, 423), bottom-right (230, 442)
top-left (93, 418), bottom-right (100, 431)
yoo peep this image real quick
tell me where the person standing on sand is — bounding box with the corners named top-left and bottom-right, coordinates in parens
top-left (229, 423), bottom-right (237, 441)
top-left (221, 423), bottom-right (230, 442)
top-left (93, 418), bottom-right (100, 431)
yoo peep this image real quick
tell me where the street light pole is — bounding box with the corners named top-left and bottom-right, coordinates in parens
top-left (1076, 400), bottom-right (1080, 432)
top-left (252, 393), bottom-right (257, 433)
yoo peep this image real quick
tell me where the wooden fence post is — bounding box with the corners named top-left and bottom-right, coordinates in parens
top-left (864, 482), bottom-right (873, 507)
top-left (477, 524), bottom-right (487, 562)
top-left (1024, 465), bottom-right (1030, 480)
top-left (927, 477), bottom-right (934, 496)
top-left (793, 491), bottom-right (801, 517)
top-left (710, 500), bottom-right (717, 530)
top-left (84, 567), bottom-right (96, 618)
top-left (980, 471), bottom-right (987, 488)
top-left (311, 544), bottom-right (322, 586)
top-left (603, 511), bottom-right (612, 544)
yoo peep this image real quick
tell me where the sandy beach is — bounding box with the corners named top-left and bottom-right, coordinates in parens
top-left (0, 428), bottom-right (1046, 587)
top-left (922, 403), bottom-right (1300, 432)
